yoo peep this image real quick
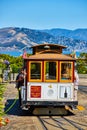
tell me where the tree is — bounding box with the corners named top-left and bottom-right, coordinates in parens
top-left (0, 54), bottom-right (23, 73)
top-left (76, 53), bottom-right (87, 74)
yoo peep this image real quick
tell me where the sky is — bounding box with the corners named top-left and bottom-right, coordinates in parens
top-left (0, 0), bottom-right (87, 30)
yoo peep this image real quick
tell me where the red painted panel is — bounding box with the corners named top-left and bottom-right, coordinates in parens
top-left (27, 61), bottom-right (29, 82)
top-left (30, 86), bottom-right (41, 98)
top-left (58, 61), bottom-right (60, 82)
top-left (42, 61), bottom-right (44, 82)
top-left (72, 62), bottom-right (74, 82)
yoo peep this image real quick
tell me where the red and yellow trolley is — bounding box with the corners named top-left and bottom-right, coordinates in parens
top-left (21, 43), bottom-right (78, 115)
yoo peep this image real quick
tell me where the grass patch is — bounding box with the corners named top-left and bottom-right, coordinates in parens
top-left (0, 84), bottom-right (6, 116)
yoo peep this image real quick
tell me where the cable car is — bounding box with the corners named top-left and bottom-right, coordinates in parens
top-left (21, 43), bottom-right (78, 115)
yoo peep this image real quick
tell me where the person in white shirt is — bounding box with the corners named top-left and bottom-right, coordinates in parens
top-left (74, 69), bottom-right (79, 100)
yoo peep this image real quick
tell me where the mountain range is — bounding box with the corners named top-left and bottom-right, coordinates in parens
top-left (0, 27), bottom-right (87, 52)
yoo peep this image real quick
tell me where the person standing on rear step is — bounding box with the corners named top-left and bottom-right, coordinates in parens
top-left (74, 68), bottom-right (79, 101)
top-left (16, 68), bottom-right (26, 106)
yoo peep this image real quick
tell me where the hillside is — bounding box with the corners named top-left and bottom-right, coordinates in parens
top-left (0, 27), bottom-right (87, 52)
top-left (41, 28), bottom-right (87, 41)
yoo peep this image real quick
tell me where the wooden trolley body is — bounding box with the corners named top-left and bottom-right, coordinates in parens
top-left (21, 44), bottom-right (78, 114)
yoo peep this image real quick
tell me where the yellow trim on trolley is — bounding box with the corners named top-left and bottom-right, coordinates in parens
top-left (29, 61), bottom-right (42, 82)
top-left (59, 61), bottom-right (73, 83)
top-left (44, 61), bottom-right (58, 82)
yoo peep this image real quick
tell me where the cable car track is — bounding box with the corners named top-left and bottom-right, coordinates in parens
top-left (38, 116), bottom-right (62, 130)
top-left (38, 116), bottom-right (87, 130)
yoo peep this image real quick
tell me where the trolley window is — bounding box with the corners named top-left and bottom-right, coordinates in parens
top-left (60, 62), bottom-right (73, 82)
top-left (44, 61), bottom-right (58, 82)
top-left (29, 61), bottom-right (42, 82)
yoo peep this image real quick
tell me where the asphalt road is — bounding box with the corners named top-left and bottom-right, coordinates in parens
top-left (1, 79), bottom-right (87, 130)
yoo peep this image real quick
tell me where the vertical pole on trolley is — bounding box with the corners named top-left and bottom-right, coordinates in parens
top-left (22, 50), bottom-right (27, 87)
top-left (24, 68), bottom-right (26, 87)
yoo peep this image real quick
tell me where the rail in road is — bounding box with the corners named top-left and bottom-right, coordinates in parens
top-left (38, 116), bottom-right (87, 130)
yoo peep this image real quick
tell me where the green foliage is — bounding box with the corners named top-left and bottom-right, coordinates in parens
top-left (76, 53), bottom-right (87, 74)
top-left (0, 84), bottom-right (5, 116)
top-left (0, 54), bottom-right (23, 73)
top-left (0, 53), bottom-right (87, 74)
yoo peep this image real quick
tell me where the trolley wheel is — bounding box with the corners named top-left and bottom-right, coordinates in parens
top-left (28, 106), bottom-right (35, 114)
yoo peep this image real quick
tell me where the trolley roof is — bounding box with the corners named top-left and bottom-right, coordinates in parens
top-left (31, 43), bottom-right (66, 48)
top-left (24, 43), bottom-right (75, 61)
top-left (26, 53), bottom-right (75, 61)
top-left (31, 43), bottom-right (66, 55)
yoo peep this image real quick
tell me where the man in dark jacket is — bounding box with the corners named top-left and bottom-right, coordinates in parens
top-left (16, 68), bottom-right (26, 106)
